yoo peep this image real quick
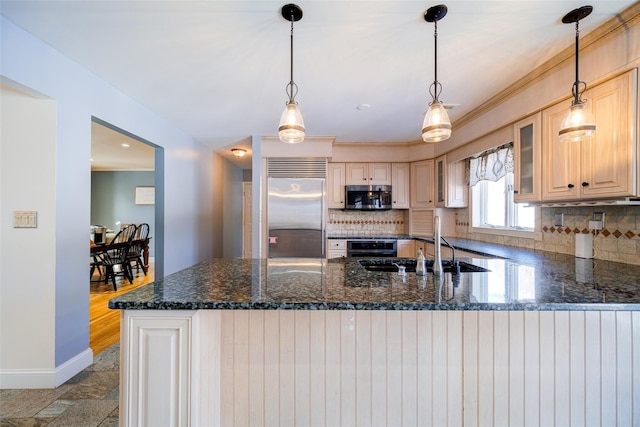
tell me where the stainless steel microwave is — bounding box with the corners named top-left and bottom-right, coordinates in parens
top-left (345, 185), bottom-right (392, 210)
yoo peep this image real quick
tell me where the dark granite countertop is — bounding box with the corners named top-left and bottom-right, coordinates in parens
top-left (109, 249), bottom-right (640, 311)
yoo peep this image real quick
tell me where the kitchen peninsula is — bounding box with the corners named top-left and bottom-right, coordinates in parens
top-left (110, 250), bottom-right (640, 426)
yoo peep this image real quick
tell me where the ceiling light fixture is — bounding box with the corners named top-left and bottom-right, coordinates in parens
top-left (231, 148), bottom-right (247, 157)
top-left (558, 5), bottom-right (596, 142)
top-left (422, 4), bottom-right (451, 143)
top-left (278, 4), bottom-right (305, 144)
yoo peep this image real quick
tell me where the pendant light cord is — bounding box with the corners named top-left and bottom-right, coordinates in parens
top-left (429, 18), bottom-right (443, 104)
top-left (286, 14), bottom-right (299, 104)
top-left (571, 19), bottom-right (587, 106)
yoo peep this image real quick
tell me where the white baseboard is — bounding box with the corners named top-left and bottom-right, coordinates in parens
top-left (0, 347), bottom-right (93, 389)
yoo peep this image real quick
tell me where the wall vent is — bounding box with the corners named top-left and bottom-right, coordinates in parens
top-left (410, 209), bottom-right (435, 237)
top-left (267, 158), bottom-right (327, 178)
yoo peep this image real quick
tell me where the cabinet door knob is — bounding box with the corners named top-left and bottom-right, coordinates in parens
top-left (514, 190), bottom-right (519, 194)
top-left (567, 183), bottom-right (575, 189)
top-left (581, 182), bottom-right (589, 187)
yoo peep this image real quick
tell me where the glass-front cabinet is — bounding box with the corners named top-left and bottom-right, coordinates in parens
top-left (435, 155), bottom-right (467, 208)
top-left (513, 112), bottom-right (541, 202)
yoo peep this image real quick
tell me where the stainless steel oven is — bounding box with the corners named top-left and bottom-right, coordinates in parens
top-left (347, 240), bottom-right (397, 257)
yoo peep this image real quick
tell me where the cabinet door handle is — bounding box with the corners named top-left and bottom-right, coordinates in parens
top-left (581, 182), bottom-right (589, 187)
top-left (567, 183), bottom-right (575, 189)
top-left (514, 189), bottom-right (519, 194)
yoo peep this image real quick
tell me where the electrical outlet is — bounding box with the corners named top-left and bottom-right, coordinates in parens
top-left (588, 212), bottom-right (606, 231)
top-left (588, 220), bottom-right (603, 230)
top-left (554, 213), bottom-right (564, 227)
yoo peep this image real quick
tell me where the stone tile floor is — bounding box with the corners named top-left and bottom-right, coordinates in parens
top-left (0, 343), bottom-right (119, 426)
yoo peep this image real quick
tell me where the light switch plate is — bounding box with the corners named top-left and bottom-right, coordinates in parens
top-left (13, 211), bottom-right (37, 228)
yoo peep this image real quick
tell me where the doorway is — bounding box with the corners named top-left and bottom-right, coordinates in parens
top-left (89, 117), bottom-right (164, 353)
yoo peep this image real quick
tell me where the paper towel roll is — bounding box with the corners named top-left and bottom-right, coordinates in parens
top-left (575, 233), bottom-right (593, 259)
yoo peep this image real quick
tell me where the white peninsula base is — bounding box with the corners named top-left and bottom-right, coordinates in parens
top-left (119, 309), bottom-right (639, 426)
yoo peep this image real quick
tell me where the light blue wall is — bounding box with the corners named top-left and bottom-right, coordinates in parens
top-left (1, 16), bottom-right (218, 384)
top-left (91, 171), bottom-right (155, 257)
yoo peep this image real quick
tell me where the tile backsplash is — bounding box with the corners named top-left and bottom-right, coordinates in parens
top-left (455, 206), bottom-right (640, 266)
top-left (327, 209), bottom-right (407, 237)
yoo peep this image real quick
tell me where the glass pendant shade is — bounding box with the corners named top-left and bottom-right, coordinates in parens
top-left (558, 6), bottom-right (595, 142)
top-left (278, 102), bottom-right (305, 144)
top-left (559, 101), bottom-right (595, 142)
top-left (422, 101), bottom-right (452, 143)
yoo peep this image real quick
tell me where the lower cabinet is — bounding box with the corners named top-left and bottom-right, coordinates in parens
top-left (327, 239), bottom-right (347, 258)
top-left (397, 239), bottom-right (415, 257)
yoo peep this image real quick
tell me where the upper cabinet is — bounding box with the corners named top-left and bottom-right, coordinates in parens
top-left (410, 159), bottom-right (434, 208)
top-left (542, 70), bottom-right (637, 201)
top-left (345, 163), bottom-right (391, 185)
top-left (328, 162), bottom-right (407, 209)
top-left (513, 112), bottom-right (542, 202)
top-left (391, 163), bottom-right (410, 209)
top-left (327, 162), bottom-right (346, 209)
top-left (435, 155), bottom-right (468, 208)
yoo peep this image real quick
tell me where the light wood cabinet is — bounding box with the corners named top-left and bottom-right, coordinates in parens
top-left (391, 163), bottom-right (410, 209)
top-left (397, 239), bottom-right (415, 257)
top-left (327, 239), bottom-right (347, 258)
top-left (410, 160), bottom-right (434, 208)
top-left (420, 241), bottom-right (431, 257)
top-left (435, 155), bottom-right (468, 208)
top-left (542, 70), bottom-right (637, 201)
top-left (346, 163), bottom-right (391, 185)
top-left (327, 163), bottom-right (346, 209)
top-left (513, 112), bottom-right (542, 202)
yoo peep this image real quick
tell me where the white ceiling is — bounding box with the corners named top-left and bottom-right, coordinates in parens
top-left (91, 121), bottom-right (155, 171)
top-left (2, 1), bottom-right (636, 170)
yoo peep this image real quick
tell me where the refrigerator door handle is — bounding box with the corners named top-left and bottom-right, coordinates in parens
top-left (322, 183), bottom-right (326, 256)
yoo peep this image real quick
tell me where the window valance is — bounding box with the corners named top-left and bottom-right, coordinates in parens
top-left (466, 142), bottom-right (514, 187)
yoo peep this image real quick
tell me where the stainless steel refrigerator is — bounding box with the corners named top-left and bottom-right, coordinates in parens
top-left (268, 177), bottom-right (325, 258)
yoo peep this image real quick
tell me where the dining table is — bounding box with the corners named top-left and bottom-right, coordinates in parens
top-left (90, 237), bottom-right (151, 275)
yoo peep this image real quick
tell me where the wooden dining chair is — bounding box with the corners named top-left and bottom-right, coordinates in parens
top-left (127, 223), bottom-right (150, 275)
top-left (98, 225), bottom-right (136, 291)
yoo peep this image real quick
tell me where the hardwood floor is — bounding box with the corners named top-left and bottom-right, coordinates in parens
top-left (89, 262), bottom-right (154, 355)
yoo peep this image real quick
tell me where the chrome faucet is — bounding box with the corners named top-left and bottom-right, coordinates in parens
top-left (433, 216), bottom-right (443, 275)
top-left (433, 216), bottom-right (459, 276)
top-left (441, 236), bottom-right (456, 266)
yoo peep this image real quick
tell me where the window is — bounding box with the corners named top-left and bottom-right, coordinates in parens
top-left (472, 172), bottom-right (535, 231)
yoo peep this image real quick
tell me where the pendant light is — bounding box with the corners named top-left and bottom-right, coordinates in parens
top-left (278, 4), bottom-right (305, 144)
top-left (422, 4), bottom-right (451, 143)
top-left (558, 5), bottom-right (596, 142)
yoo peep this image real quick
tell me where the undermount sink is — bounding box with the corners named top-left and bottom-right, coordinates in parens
top-left (358, 259), bottom-right (490, 273)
